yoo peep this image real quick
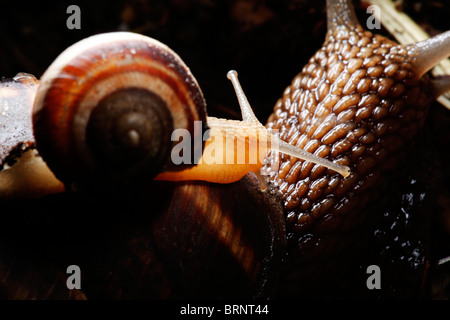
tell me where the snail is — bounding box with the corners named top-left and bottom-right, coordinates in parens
top-left (262, 0), bottom-right (450, 297)
top-left (32, 32), bottom-right (349, 191)
top-left (0, 0), bottom-right (449, 299)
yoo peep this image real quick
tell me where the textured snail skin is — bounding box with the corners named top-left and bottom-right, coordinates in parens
top-left (263, 0), bottom-right (447, 296)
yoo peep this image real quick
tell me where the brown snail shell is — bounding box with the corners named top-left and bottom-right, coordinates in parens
top-left (2, 173), bottom-right (285, 299)
top-left (33, 32), bottom-right (208, 189)
top-left (79, 175), bottom-right (285, 299)
top-left (0, 241), bottom-right (86, 299)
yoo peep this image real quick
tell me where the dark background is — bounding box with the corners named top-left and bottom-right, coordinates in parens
top-left (0, 0), bottom-right (449, 299)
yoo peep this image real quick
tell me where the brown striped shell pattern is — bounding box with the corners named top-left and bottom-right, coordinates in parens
top-left (33, 32), bottom-right (208, 189)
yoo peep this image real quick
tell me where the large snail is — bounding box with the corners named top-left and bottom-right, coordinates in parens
top-left (263, 0), bottom-right (450, 297)
top-left (0, 0), bottom-right (449, 299)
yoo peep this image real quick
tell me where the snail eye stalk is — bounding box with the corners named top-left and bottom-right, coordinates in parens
top-left (226, 70), bottom-right (351, 178)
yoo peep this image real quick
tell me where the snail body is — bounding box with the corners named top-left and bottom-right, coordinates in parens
top-left (263, 0), bottom-right (450, 297)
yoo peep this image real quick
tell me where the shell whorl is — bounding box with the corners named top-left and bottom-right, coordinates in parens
top-left (33, 32), bottom-right (207, 188)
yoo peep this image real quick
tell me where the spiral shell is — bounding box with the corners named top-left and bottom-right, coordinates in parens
top-left (33, 32), bottom-right (207, 189)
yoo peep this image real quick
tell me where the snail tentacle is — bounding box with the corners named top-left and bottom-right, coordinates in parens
top-left (226, 70), bottom-right (260, 124)
top-left (431, 76), bottom-right (450, 99)
top-left (157, 70), bottom-right (350, 183)
top-left (326, 0), bottom-right (360, 34)
top-left (406, 30), bottom-right (450, 79)
top-left (226, 70), bottom-right (351, 178)
top-left (405, 30), bottom-right (450, 100)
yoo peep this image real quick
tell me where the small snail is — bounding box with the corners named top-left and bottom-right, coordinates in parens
top-left (32, 32), bottom-right (349, 191)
